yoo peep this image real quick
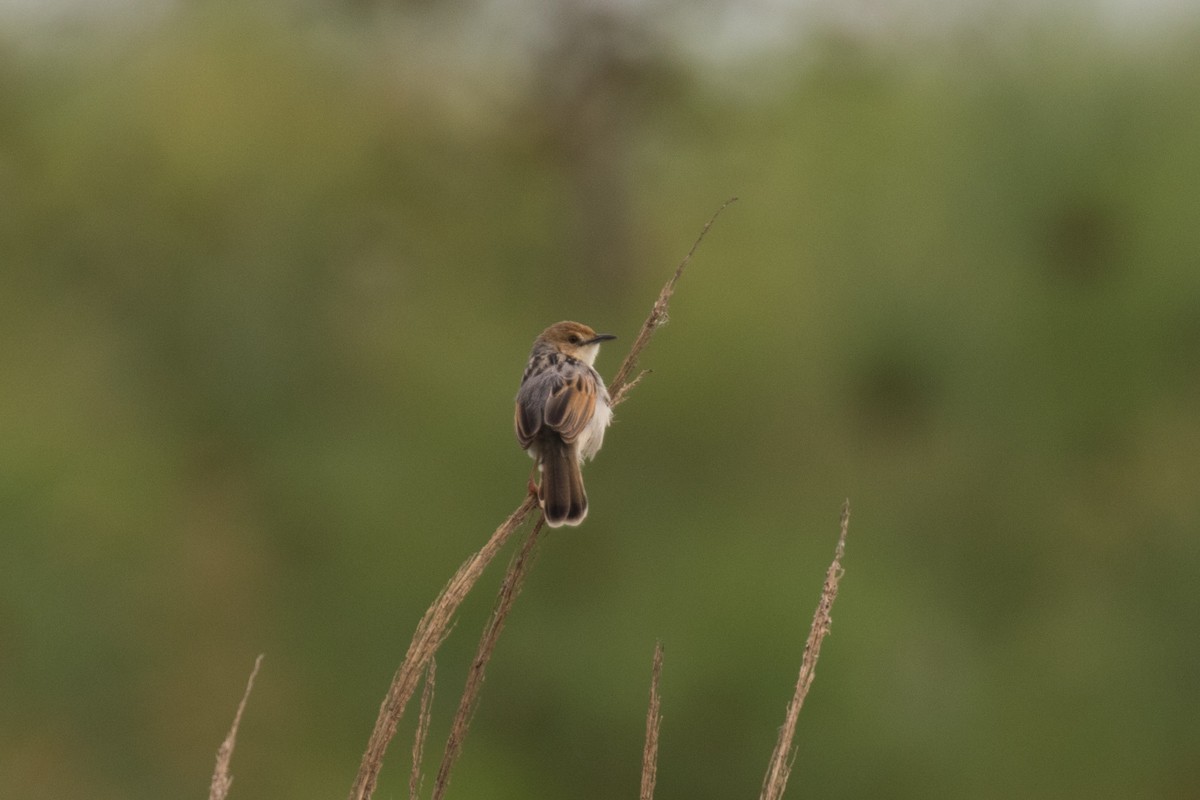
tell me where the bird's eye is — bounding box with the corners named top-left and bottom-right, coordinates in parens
top-left (568, 335), bottom-right (580, 344)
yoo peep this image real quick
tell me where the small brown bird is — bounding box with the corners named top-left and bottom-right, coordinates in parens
top-left (515, 321), bottom-right (616, 527)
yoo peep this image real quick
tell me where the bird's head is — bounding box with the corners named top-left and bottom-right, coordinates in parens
top-left (537, 321), bottom-right (617, 366)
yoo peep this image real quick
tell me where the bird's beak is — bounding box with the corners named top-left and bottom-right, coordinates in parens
top-left (584, 333), bottom-right (617, 345)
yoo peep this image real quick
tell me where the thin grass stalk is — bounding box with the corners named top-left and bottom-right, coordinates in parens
top-left (348, 495), bottom-right (538, 800)
top-left (608, 197), bottom-right (737, 407)
top-left (209, 654), bottom-right (264, 800)
top-left (409, 658), bottom-right (436, 800)
top-left (759, 500), bottom-right (850, 800)
top-left (431, 518), bottom-right (546, 800)
top-left (640, 641), bottom-right (665, 800)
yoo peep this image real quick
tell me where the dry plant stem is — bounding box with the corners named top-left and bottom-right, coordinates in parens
top-left (349, 493), bottom-right (538, 800)
top-left (349, 202), bottom-right (733, 800)
top-left (608, 196), bottom-right (737, 408)
top-left (409, 659), bottom-right (436, 800)
top-left (759, 499), bottom-right (851, 800)
top-left (640, 641), bottom-right (665, 800)
top-left (431, 517), bottom-right (547, 800)
top-left (209, 654), bottom-right (264, 800)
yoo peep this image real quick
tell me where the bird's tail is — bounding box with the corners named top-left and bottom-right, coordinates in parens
top-left (539, 438), bottom-right (587, 527)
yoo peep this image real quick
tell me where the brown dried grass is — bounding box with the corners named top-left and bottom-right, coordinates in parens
top-left (759, 499), bottom-right (851, 800)
top-left (206, 201), bottom-right (850, 800)
top-left (346, 199), bottom-right (737, 800)
top-left (408, 658), bottom-right (436, 800)
top-left (430, 517), bottom-right (546, 800)
top-left (348, 495), bottom-right (537, 800)
top-left (205, 201), bottom-right (852, 800)
top-left (640, 641), bottom-right (665, 800)
top-left (208, 654), bottom-right (263, 800)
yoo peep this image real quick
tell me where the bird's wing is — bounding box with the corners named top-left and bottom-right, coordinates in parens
top-left (543, 366), bottom-right (598, 445)
top-left (514, 389), bottom-right (543, 449)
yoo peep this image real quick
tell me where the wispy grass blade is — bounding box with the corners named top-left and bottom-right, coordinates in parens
top-left (759, 500), bottom-right (850, 800)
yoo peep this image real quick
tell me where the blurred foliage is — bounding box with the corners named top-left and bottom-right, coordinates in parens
top-left (2, 4), bottom-right (1200, 799)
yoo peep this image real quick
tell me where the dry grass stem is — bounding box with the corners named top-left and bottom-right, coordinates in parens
top-left (431, 517), bottom-right (546, 800)
top-left (409, 659), bottom-right (436, 800)
top-left (759, 499), bottom-right (851, 800)
top-left (608, 197), bottom-right (737, 407)
top-left (349, 493), bottom-right (539, 800)
top-left (348, 204), bottom-right (731, 800)
top-left (209, 653), bottom-right (264, 800)
top-left (640, 641), bottom-right (665, 800)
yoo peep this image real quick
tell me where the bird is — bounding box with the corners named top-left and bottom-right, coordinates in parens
top-left (515, 321), bottom-right (616, 527)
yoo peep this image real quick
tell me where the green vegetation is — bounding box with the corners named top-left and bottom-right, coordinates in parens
top-left (2, 6), bottom-right (1199, 798)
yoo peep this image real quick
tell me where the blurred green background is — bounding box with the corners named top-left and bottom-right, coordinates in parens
top-left (3, 1), bottom-right (1200, 797)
